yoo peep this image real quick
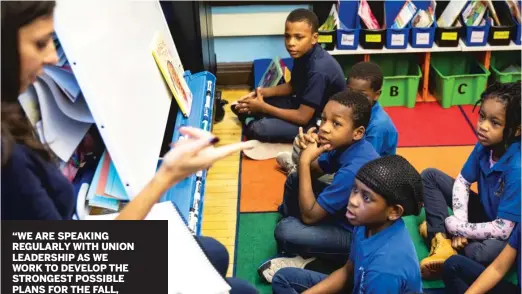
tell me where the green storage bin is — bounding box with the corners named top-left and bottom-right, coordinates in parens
top-left (490, 52), bottom-right (521, 84)
top-left (333, 55), bottom-right (363, 81)
top-left (370, 54), bottom-right (422, 108)
top-left (430, 53), bottom-right (490, 108)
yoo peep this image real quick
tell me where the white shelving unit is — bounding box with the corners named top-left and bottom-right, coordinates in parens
top-left (329, 41), bottom-right (521, 55)
top-left (459, 40), bottom-right (521, 52)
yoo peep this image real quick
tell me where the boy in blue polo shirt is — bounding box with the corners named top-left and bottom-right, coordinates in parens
top-left (277, 61), bottom-right (397, 174)
top-left (347, 61), bottom-right (398, 156)
top-left (271, 155), bottom-right (424, 293)
top-left (442, 224), bottom-right (520, 293)
top-left (257, 90), bottom-right (378, 283)
top-left (232, 8), bottom-right (345, 143)
top-left (420, 82), bottom-right (521, 279)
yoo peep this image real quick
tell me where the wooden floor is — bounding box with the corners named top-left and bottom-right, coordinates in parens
top-left (201, 88), bottom-right (248, 277)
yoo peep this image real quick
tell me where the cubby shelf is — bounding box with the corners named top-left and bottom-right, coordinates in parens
top-left (330, 42), bottom-right (521, 103)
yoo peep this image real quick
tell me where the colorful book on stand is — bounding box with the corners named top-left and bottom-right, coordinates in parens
top-left (462, 0), bottom-right (487, 26)
top-left (280, 59), bottom-right (292, 83)
top-left (151, 32), bottom-right (193, 117)
top-left (318, 4), bottom-right (338, 31)
top-left (486, 0), bottom-right (501, 25)
top-left (437, 0), bottom-right (468, 27)
top-left (359, 0), bottom-right (380, 29)
top-left (392, 0), bottom-right (418, 29)
top-left (258, 57), bottom-right (283, 88)
top-left (506, 0), bottom-right (521, 23)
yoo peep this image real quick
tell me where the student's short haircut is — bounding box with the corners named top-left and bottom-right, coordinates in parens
top-left (348, 61), bottom-right (384, 92)
top-left (329, 89), bottom-right (372, 129)
top-left (286, 8), bottom-right (319, 33)
top-left (356, 155), bottom-right (424, 216)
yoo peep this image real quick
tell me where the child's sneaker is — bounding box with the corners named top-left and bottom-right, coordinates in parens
top-left (257, 255), bottom-right (316, 283)
top-left (230, 102), bottom-right (248, 124)
top-left (420, 233), bottom-right (457, 280)
top-left (276, 152), bottom-right (297, 174)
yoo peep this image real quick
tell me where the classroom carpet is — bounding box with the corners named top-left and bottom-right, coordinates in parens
top-left (386, 103), bottom-right (478, 147)
top-left (231, 100), bottom-right (482, 293)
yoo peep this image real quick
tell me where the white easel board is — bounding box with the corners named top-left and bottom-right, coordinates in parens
top-left (54, 0), bottom-right (179, 197)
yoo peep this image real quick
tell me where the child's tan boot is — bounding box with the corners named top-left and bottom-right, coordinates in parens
top-left (419, 221), bottom-right (428, 239)
top-left (420, 233), bottom-right (457, 280)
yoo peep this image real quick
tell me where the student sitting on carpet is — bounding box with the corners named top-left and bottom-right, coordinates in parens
top-left (419, 82), bottom-right (521, 280)
top-left (277, 61), bottom-right (398, 174)
top-left (271, 155), bottom-right (424, 294)
top-left (257, 90), bottom-right (379, 283)
top-left (442, 223), bottom-right (520, 293)
top-left (231, 8), bottom-right (345, 143)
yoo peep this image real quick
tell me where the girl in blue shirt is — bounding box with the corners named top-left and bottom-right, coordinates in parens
top-left (420, 82), bottom-right (521, 279)
top-left (1, 2), bottom-right (255, 293)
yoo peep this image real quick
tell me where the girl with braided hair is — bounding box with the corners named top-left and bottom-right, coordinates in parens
top-left (420, 82), bottom-right (521, 280)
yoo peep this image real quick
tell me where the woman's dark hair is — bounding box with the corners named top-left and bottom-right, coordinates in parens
top-left (473, 82), bottom-right (521, 148)
top-left (1, 1), bottom-right (56, 165)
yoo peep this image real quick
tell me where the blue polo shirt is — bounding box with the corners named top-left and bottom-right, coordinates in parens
top-left (349, 219), bottom-right (422, 294)
top-left (508, 224), bottom-right (521, 288)
top-left (1, 144), bottom-right (75, 220)
top-left (366, 102), bottom-right (398, 156)
top-left (461, 141), bottom-right (521, 222)
top-left (317, 139), bottom-right (379, 231)
top-left (290, 44), bottom-right (345, 120)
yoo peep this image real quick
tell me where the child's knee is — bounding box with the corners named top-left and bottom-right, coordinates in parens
top-left (464, 241), bottom-right (506, 265)
top-left (271, 267), bottom-right (297, 290)
top-left (421, 168), bottom-right (441, 183)
top-left (442, 255), bottom-right (465, 274)
top-left (246, 120), bottom-right (270, 141)
top-left (274, 219), bottom-right (293, 243)
top-left (274, 217), bottom-right (304, 245)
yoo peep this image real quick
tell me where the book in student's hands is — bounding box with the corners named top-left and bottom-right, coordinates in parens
top-left (151, 32), bottom-right (193, 117)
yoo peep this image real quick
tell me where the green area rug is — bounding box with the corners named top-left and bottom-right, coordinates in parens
top-left (235, 210), bottom-right (516, 293)
top-left (235, 212), bottom-right (280, 294)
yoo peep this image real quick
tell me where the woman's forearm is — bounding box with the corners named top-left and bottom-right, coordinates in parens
top-left (115, 175), bottom-right (174, 220)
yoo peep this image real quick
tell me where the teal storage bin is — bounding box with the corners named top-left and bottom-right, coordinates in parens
top-left (371, 54), bottom-right (422, 108)
top-left (430, 53), bottom-right (490, 108)
top-left (490, 52), bottom-right (522, 84)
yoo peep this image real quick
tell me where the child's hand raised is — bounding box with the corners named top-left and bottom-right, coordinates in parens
top-left (299, 137), bottom-right (331, 164)
top-left (296, 127), bottom-right (319, 150)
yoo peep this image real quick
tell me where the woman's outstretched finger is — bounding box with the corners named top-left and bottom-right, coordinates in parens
top-left (179, 126), bottom-right (215, 141)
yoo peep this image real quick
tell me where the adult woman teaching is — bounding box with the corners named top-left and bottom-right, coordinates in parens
top-left (1, 2), bottom-right (257, 293)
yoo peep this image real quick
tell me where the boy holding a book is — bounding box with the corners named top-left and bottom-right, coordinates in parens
top-left (232, 8), bottom-right (345, 143)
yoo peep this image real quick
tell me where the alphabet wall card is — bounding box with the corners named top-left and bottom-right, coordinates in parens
top-left (151, 32), bottom-right (193, 117)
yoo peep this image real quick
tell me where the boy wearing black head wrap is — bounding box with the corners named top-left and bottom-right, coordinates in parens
top-left (272, 155), bottom-right (423, 294)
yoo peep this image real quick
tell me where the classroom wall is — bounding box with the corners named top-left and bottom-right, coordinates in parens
top-left (211, 4), bottom-right (310, 63)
